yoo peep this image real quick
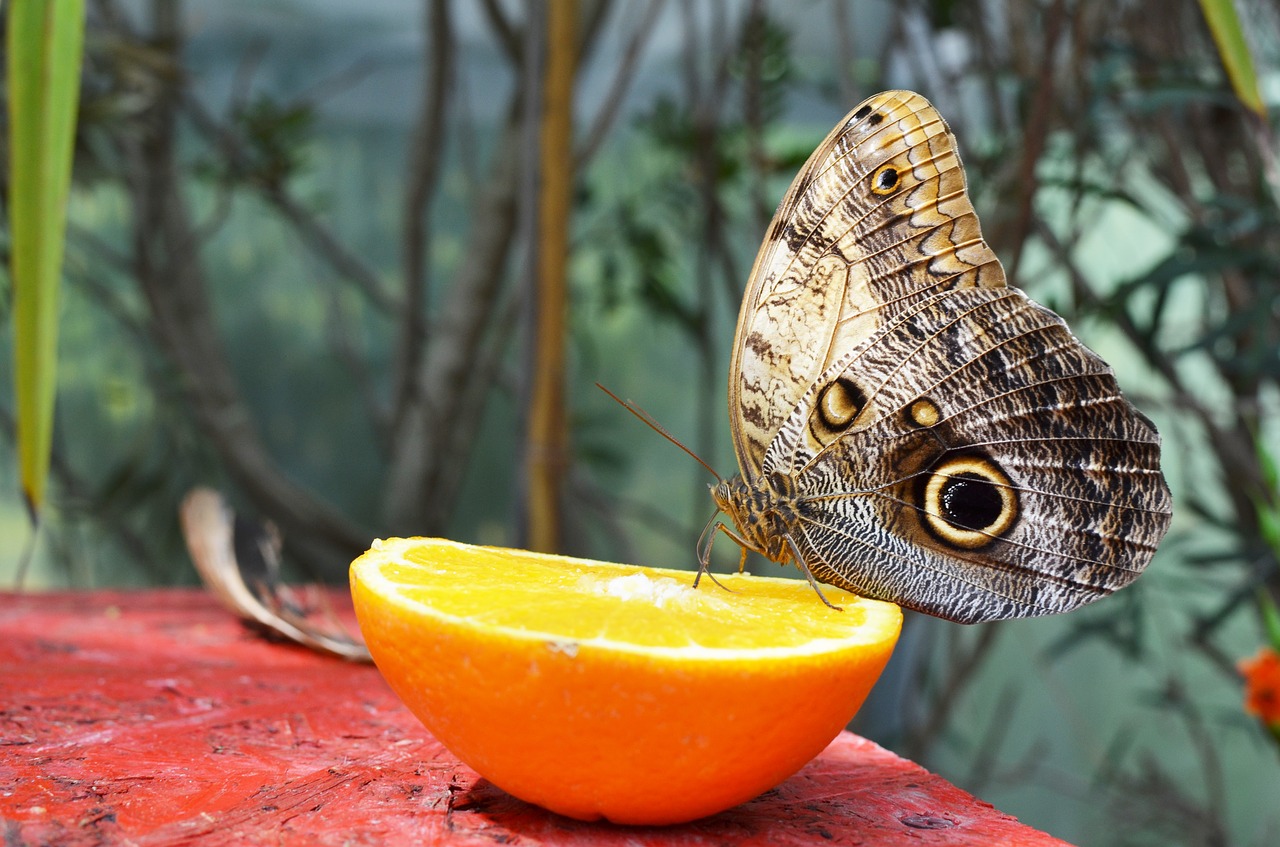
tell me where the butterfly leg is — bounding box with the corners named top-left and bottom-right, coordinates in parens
top-left (695, 506), bottom-right (722, 576)
top-left (694, 514), bottom-right (748, 595)
top-left (784, 535), bottom-right (843, 611)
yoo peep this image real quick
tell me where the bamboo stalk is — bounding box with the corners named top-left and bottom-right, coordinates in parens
top-left (526, 0), bottom-right (577, 552)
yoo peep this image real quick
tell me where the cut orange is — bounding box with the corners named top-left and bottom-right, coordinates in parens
top-left (349, 537), bottom-right (901, 825)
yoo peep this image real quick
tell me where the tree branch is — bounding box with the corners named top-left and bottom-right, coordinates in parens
top-left (1000, 0), bottom-right (1066, 282)
top-left (181, 97), bottom-right (397, 314)
top-left (381, 108), bottom-right (526, 530)
top-left (479, 0), bottom-right (521, 63)
top-left (121, 0), bottom-right (370, 574)
top-left (574, 0), bottom-right (666, 168)
top-left (394, 0), bottom-right (455, 437)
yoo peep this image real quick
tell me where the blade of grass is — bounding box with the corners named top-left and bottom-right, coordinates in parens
top-left (8, 0), bottom-right (86, 580)
top-left (1198, 0), bottom-right (1266, 118)
top-left (1260, 591), bottom-right (1280, 652)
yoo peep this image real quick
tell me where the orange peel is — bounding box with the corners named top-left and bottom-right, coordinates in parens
top-left (350, 537), bottom-right (901, 824)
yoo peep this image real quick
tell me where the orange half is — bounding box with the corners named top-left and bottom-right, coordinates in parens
top-left (350, 537), bottom-right (901, 825)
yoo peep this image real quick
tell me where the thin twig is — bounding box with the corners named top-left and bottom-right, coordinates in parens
top-left (180, 96), bottom-right (397, 313)
top-left (575, 0), bottom-right (666, 168)
top-left (905, 622), bottom-right (1004, 761)
top-left (394, 0), bottom-right (455, 436)
top-left (479, 0), bottom-right (521, 63)
top-left (1004, 0), bottom-right (1067, 281)
top-left (832, 0), bottom-right (856, 106)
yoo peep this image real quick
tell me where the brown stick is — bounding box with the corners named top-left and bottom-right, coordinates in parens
top-left (394, 0), bottom-right (456, 437)
top-left (526, 0), bottom-right (577, 552)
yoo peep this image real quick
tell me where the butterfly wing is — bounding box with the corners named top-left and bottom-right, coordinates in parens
top-left (760, 285), bottom-right (1171, 622)
top-left (728, 90), bottom-right (1004, 480)
top-left (726, 89), bottom-right (1171, 622)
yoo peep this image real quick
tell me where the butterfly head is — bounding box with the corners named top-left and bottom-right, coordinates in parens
top-left (709, 478), bottom-right (735, 515)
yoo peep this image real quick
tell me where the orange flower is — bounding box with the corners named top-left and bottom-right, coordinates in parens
top-left (1240, 646), bottom-right (1280, 727)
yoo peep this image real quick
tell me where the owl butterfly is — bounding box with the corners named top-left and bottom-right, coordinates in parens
top-left (704, 90), bottom-right (1172, 624)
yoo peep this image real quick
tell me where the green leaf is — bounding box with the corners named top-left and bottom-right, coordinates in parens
top-left (1257, 436), bottom-right (1280, 496)
top-left (7, 0), bottom-right (86, 515)
top-left (1198, 0), bottom-right (1266, 118)
top-left (1260, 590), bottom-right (1280, 653)
top-left (1259, 503), bottom-right (1280, 558)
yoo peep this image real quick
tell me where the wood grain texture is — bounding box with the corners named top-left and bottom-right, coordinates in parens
top-left (1, 589), bottom-right (1074, 845)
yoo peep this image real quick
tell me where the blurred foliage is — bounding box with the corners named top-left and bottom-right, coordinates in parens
top-left (198, 95), bottom-right (316, 189)
top-left (3, 0), bottom-right (1280, 843)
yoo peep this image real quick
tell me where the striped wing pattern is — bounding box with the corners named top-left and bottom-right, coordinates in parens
top-left (719, 91), bottom-right (1172, 623)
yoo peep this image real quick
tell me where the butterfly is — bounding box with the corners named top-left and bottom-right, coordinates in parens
top-left (700, 90), bottom-right (1172, 624)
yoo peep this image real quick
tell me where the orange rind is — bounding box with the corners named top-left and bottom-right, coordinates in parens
top-left (350, 537), bottom-right (901, 824)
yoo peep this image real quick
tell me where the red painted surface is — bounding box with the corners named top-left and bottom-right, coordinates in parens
top-left (1, 589), bottom-right (1072, 846)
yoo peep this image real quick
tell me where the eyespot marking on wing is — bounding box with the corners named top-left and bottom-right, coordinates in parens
top-left (919, 454), bottom-right (1018, 549)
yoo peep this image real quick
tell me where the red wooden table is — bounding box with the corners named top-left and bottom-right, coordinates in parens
top-left (1, 589), bottom-right (1071, 845)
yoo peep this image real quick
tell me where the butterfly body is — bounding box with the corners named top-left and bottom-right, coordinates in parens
top-left (713, 91), bottom-right (1172, 624)
top-left (711, 473), bottom-right (803, 566)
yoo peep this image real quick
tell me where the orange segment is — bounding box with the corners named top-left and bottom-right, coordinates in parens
top-left (350, 537), bottom-right (902, 825)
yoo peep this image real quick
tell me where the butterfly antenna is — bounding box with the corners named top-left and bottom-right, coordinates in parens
top-left (595, 383), bottom-right (723, 483)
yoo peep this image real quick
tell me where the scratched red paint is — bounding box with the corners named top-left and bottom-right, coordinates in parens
top-left (0, 589), bottom-right (1073, 845)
